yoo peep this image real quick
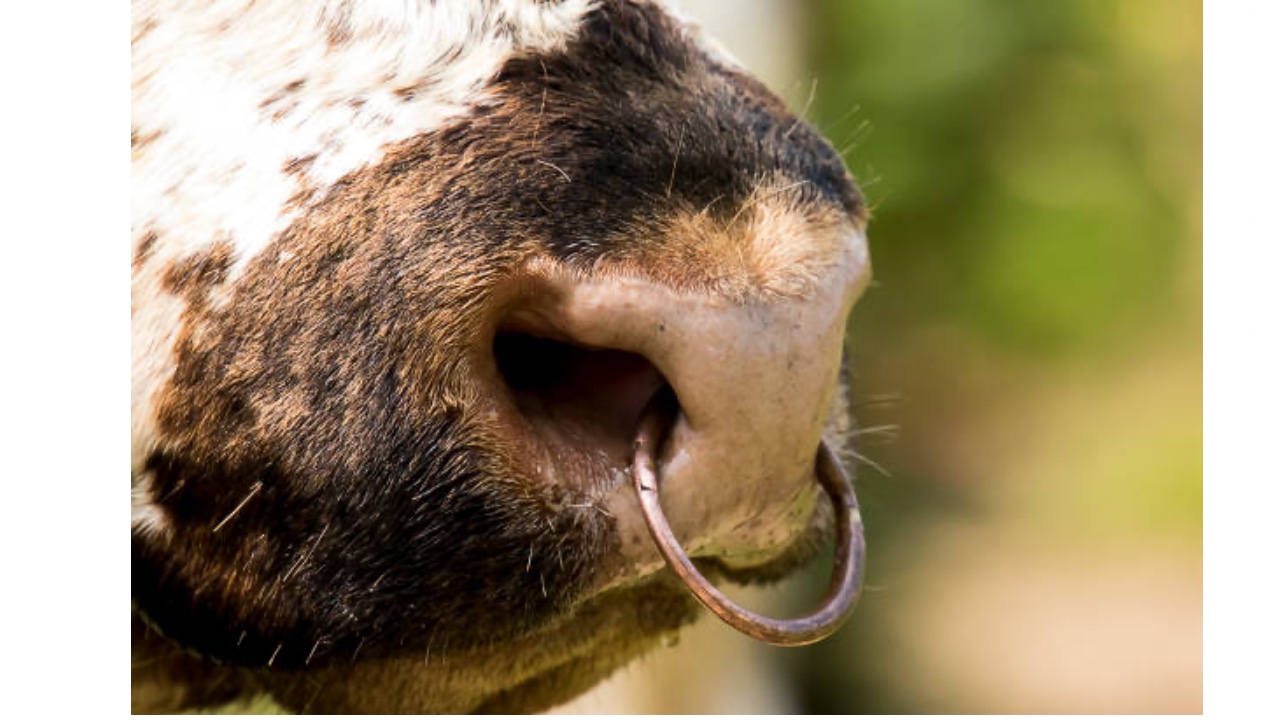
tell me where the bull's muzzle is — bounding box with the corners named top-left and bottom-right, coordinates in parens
top-left (484, 222), bottom-right (871, 642)
top-left (632, 386), bottom-right (865, 645)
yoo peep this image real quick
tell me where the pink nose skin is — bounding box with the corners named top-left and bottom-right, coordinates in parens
top-left (510, 223), bottom-right (871, 586)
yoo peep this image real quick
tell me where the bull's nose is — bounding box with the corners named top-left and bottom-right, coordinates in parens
top-left (500, 225), bottom-right (871, 581)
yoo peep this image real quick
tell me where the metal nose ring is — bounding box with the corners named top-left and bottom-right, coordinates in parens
top-left (631, 389), bottom-right (866, 646)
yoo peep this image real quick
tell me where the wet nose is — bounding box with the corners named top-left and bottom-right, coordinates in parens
top-left (542, 225), bottom-right (871, 577)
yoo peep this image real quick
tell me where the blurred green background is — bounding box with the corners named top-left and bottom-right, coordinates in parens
top-left (559, 0), bottom-right (1201, 714)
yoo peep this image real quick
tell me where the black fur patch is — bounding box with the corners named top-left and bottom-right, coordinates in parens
top-left (486, 0), bottom-right (863, 260)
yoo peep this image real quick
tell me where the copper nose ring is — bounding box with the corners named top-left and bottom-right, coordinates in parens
top-left (631, 391), bottom-right (866, 646)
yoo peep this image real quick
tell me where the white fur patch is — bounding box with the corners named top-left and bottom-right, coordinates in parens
top-left (131, 479), bottom-right (169, 539)
top-left (131, 0), bottom-right (596, 514)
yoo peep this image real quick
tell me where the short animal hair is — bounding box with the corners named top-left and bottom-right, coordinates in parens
top-left (132, 0), bottom-right (869, 712)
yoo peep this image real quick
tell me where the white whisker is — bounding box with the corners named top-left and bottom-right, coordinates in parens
top-left (212, 481), bottom-right (263, 533)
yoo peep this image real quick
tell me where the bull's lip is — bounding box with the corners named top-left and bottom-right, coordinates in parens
top-left (458, 579), bottom-right (699, 713)
top-left (269, 576), bottom-right (702, 713)
top-left (470, 580), bottom-right (699, 713)
top-left (263, 519), bottom-right (831, 712)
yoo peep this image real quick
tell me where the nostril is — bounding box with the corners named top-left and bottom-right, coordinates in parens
top-left (492, 332), bottom-right (577, 392)
top-left (491, 328), bottom-right (671, 478)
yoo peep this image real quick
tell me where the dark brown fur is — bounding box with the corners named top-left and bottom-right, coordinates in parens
top-left (159, 242), bottom-right (233, 308)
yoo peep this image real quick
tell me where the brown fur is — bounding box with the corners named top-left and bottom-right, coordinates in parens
top-left (133, 230), bottom-right (159, 270)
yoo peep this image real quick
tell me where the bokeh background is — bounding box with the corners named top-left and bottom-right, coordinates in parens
top-left (557, 0), bottom-right (1202, 713)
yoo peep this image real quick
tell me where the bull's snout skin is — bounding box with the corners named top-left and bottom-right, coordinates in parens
top-left (625, 233), bottom-right (869, 577)
top-left (503, 225), bottom-right (872, 587)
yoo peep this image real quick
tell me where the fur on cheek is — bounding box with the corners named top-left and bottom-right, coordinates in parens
top-left (132, 0), bottom-right (608, 669)
top-left (132, 228), bottom-right (615, 667)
